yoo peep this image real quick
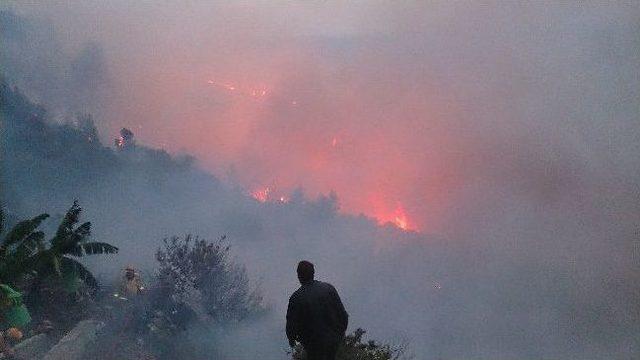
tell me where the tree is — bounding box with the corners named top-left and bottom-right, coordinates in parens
top-left (150, 235), bottom-right (262, 331)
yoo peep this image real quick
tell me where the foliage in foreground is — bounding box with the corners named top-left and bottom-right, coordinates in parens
top-left (0, 202), bottom-right (118, 329)
top-left (0, 202), bottom-right (118, 289)
top-left (132, 235), bottom-right (264, 358)
top-left (150, 235), bottom-right (263, 327)
top-left (96, 234), bottom-right (265, 359)
top-left (293, 328), bottom-right (408, 360)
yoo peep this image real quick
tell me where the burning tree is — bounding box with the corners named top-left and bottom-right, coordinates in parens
top-left (114, 127), bottom-right (135, 150)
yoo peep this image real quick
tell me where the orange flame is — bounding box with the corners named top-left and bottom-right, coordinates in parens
top-left (207, 79), bottom-right (269, 99)
top-left (392, 203), bottom-right (410, 230)
top-left (250, 187), bottom-right (290, 204)
top-left (373, 202), bottom-right (413, 231)
top-left (251, 187), bottom-right (271, 202)
top-left (393, 206), bottom-right (409, 230)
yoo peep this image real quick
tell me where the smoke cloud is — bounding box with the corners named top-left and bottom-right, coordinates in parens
top-left (1, 1), bottom-right (639, 359)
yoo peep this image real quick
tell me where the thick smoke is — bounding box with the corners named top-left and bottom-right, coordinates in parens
top-left (1, 2), bottom-right (639, 359)
top-left (0, 9), bottom-right (109, 116)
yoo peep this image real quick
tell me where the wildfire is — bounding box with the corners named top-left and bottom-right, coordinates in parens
top-left (207, 72), bottom-right (420, 231)
top-left (207, 79), bottom-right (269, 99)
top-left (250, 184), bottom-right (415, 230)
top-left (114, 128), bottom-right (135, 150)
top-left (394, 212), bottom-right (408, 230)
top-left (392, 204), bottom-right (410, 230)
top-left (250, 89), bottom-right (268, 97)
top-left (250, 186), bottom-right (291, 204)
top-left (374, 202), bottom-right (413, 231)
top-left (251, 187), bottom-right (271, 203)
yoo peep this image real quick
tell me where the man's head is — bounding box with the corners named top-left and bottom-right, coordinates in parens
top-left (297, 260), bottom-right (315, 284)
top-left (125, 267), bottom-right (135, 280)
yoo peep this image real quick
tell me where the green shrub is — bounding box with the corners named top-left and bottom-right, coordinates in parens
top-left (292, 328), bottom-right (408, 360)
top-left (0, 203), bottom-right (117, 331)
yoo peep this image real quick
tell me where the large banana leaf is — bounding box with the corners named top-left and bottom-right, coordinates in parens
top-left (68, 242), bottom-right (119, 257)
top-left (59, 257), bottom-right (98, 289)
top-left (51, 201), bottom-right (82, 249)
top-left (55, 222), bottom-right (93, 254)
top-left (18, 248), bottom-right (58, 279)
top-left (13, 231), bottom-right (45, 258)
top-left (1, 213), bottom-right (49, 250)
top-left (73, 222), bottom-right (92, 239)
top-left (0, 230), bottom-right (45, 283)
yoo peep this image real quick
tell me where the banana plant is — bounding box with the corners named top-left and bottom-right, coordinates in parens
top-left (0, 202), bottom-right (118, 289)
top-left (0, 208), bottom-right (49, 284)
top-left (31, 201), bottom-right (118, 289)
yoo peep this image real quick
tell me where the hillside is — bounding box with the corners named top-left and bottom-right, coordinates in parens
top-left (1, 76), bottom-right (423, 359)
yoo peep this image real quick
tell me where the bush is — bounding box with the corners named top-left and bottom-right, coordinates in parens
top-left (149, 235), bottom-right (263, 333)
top-left (292, 328), bottom-right (408, 360)
top-left (87, 235), bottom-right (264, 360)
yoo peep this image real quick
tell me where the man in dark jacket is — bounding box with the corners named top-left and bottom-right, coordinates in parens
top-left (286, 261), bottom-right (348, 360)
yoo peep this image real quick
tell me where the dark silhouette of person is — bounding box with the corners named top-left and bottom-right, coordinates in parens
top-left (287, 261), bottom-right (348, 360)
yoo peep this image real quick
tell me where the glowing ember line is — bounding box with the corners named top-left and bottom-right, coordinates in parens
top-left (207, 79), bottom-right (269, 99)
top-left (251, 187), bottom-right (271, 202)
top-left (250, 186), bottom-right (291, 204)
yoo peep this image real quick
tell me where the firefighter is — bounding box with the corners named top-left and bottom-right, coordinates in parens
top-left (120, 266), bottom-right (145, 297)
